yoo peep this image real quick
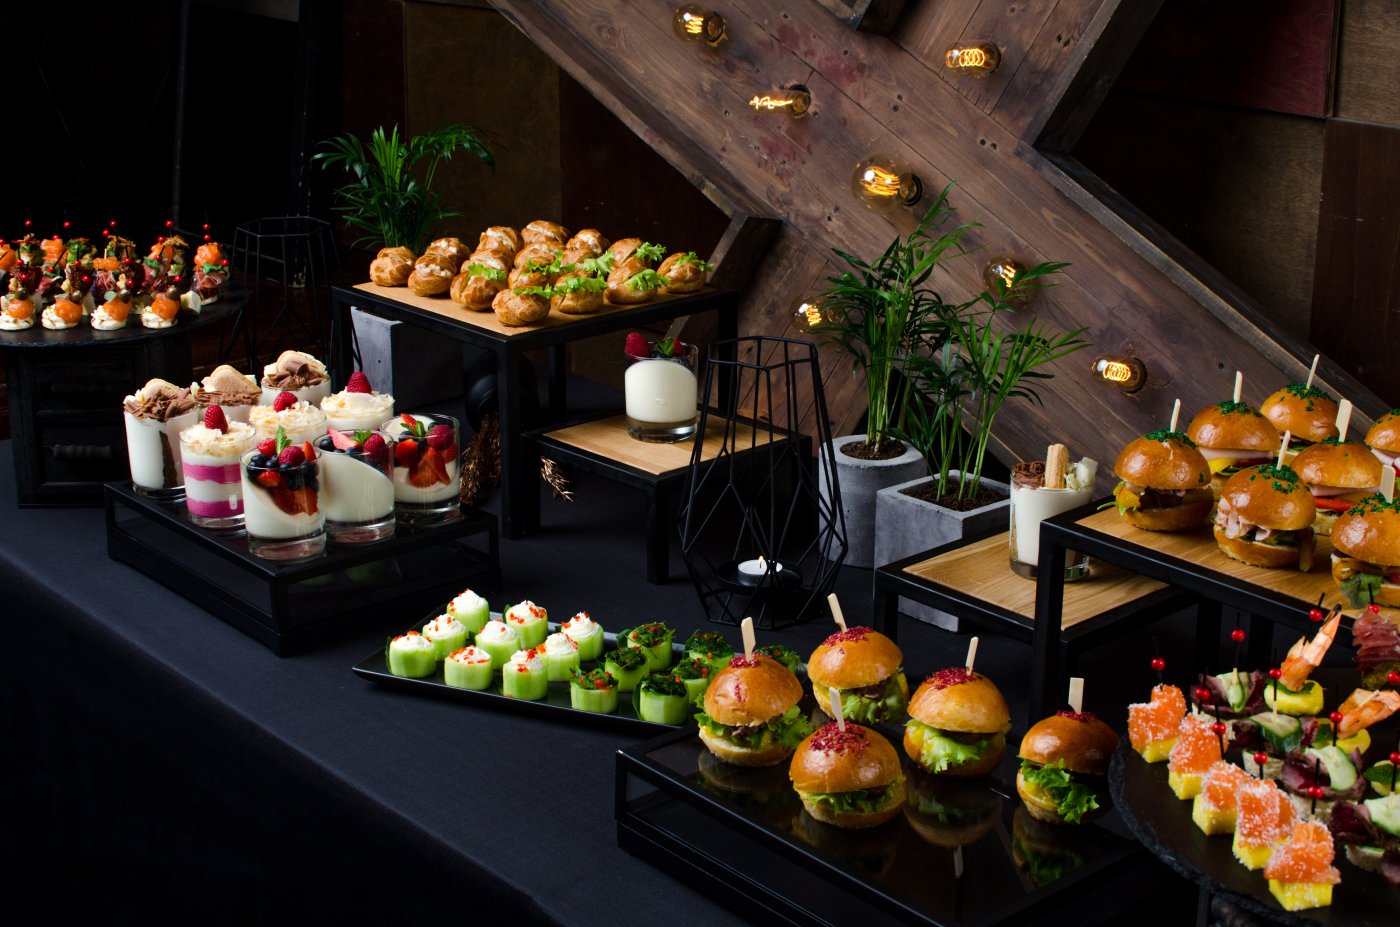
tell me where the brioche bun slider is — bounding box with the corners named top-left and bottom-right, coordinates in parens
top-left (1331, 495), bottom-right (1400, 609)
top-left (1365, 409), bottom-right (1400, 476)
top-left (1016, 711), bottom-right (1119, 825)
top-left (789, 721), bottom-right (905, 829)
top-left (903, 667), bottom-right (1011, 777)
top-left (1212, 464), bottom-right (1317, 569)
top-left (1111, 430), bottom-right (1213, 532)
top-left (1291, 439), bottom-right (1382, 536)
top-left (1185, 400), bottom-right (1280, 500)
top-left (808, 626), bottom-right (908, 726)
top-left (696, 654), bottom-right (811, 767)
top-left (1260, 384), bottom-right (1339, 456)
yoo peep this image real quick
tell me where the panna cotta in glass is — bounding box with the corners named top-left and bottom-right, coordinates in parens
top-left (241, 436), bottom-right (325, 560)
top-left (315, 428), bottom-right (396, 543)
top-left (381, 412), bottom-right (461, 525)
top-left (624, 337), bottom-right (698, 442)
top-left (249, 394), bottom-right (328, 445)
top-left (179, 406), bottom-right (256, 529)
top-left (321, 371), bottom-right (394, 432)
top-left (1009, 455), bottom-right (1097, 581)
top-left (260, 349), bottom-right (331, 407)
top-left (192, 364), bottom-right (261, 424)
top-left (122, 378), bottom-right (199, 500)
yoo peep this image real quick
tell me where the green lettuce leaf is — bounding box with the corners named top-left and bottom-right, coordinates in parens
top-left (803, 777), bottom-right (904, 816)
top-left (1341, 571), bottom-right (1383, 608)
top-left (906, 719), bottom-right (994, 773)
top-left (836, 673), bottom-right (907, 725)
top-left (1020, 760), bottom-right (1099, 824)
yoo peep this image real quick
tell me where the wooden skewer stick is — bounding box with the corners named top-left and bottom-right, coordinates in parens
top-left (1045, 444), bottom-right (1068, 490)
top-left (741, 617), bottom-right (755, 660)
top-left (1233, 371), bottom-right (1243, 403)
top-left (1305, 354), bottom-right (1320, 389)
top-left (827, 593), bottom-right (847, 632)
top-left (1276, 431), bottom-right (1292, 470)
top-left (1068, 677), bottom-right (1085, 714)
top-left (954, 845), bottom-right (964, 879)
top-left (1168, 398), bottom-right (1181, 434)
top-left (1336, 399), bottom-right (1353, 443)
top-left (829, 685), bottom-right (846, 731)
top-left (965, 636), bottom-right (980, 674)
top-left (1382, 466), bottom-right (1395, 504)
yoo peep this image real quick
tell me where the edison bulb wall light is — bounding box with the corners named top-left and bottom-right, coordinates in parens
top-left (945, 43), bottom-right (1001, 77)
top-left (850, 155), bottom-right (923, 213)
top-left (673, 5), bottom-right (726, 45)
top-left (789, 295), bottom-right (838, 334)
top-left (1092, 356), bottom-right (1146, 392)
top-left (749, 85), bottom-right (811, 118)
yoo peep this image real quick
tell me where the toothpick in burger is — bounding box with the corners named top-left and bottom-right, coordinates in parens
top-left (1186, 400), bottom-right (1280, 501)
top-left (1213, 464), bottom-right (1317, 570)
top-left (789, 721), bottom-right (905, 829)
top-left (1260, 384), bottom-right (1339, 459)
top-left (1017, 710), bottom-right (1119, 825)
top-left (808, 626), bottom-right (908, 725)
top-left (695, 653), bottom-right (812, 767)
top-left (903, 667), bottom-right (1011, 776)
top-left (1111, 429), bottom-right (1213, 531)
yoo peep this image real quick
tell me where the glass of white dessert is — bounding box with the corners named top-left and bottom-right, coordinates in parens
top-left (122, 379), bottom-right (199, 500)
top-left (259, 350), bottom-right (332, 406)
top-left (624, 340), bottom-right (699, 442)
top-left (240, 439), bottom-right (326, 560)
top-left (192, 364), bottom-right (261, 424)
top-left (315, 429), bottom-right (396, 543)
top-left (1009, 456), bottom-right (1097, 581)
top-left (179, 414), bottom-right (256, 529)
top-left (249, 400), bottom-right (328, 446)
top-left (321, 373), bottom-right (395, 433)
top-left (380, 412), bottom-right (461, 525)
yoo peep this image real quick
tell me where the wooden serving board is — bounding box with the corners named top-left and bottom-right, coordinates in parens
top-left (541, 414), bottom-right (781, 478)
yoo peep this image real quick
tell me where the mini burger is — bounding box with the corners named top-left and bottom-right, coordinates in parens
top-left (1213, 464), bottom-right (1317, 569)
top-left (1331, 495), bottom-right (1400, 609)
top-left (1365, 409), bottom-right (1400, 478)
top-left (1016, 711), bottom-right (1119, 825)
top-left (903, 667), bottom-right (1011, 777)
top-left (1186, 400), bottom-right (1280, 500)
top-left (1291, 439), bottom-right (1382, 536)
top-left (1111, 430), bottom-right (1213, 532)
top-left (808, 626), bottom-right (908, 725)
top-left (1260, 383), bottom-right (1339, 457)
top-left (695, 654), bottom-right (812, 767)
top-left (789, 721), bottom-right (905, 829)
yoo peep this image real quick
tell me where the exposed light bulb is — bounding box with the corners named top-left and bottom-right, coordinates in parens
top-left (850, 155), bottom-right (923, 213)
top-left (983, 256), bottom-right (1024, 300)
top-left (945, 43), bottom-right (1001, 77)
top-left (1092, 356), bottom-right (1146, 392)
top-left (673, 5), bottom-right (726, 45)
top-left (748, 85), bottom-right (811, 117)
top-left (790, 295), bottom-right (836, 334)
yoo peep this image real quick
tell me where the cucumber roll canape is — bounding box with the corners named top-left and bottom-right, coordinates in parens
top-left (570, 667), bottom-right (619, 714)
top-left (387, 631), bottom-right (437, 678)
top-left (543, 632), bottom-right (581, 682)
top-left (756, 643), bottom-right (803, 674)
top-left (638, 673), bottom-right (691, 725)
top-left (502, 647), bottom-right (548, 700)
top-left (670, 657), bottom-right (715, 703)
top-left (603, 647), bottom-right (650, 692)
top-left (444, 646), bottom-right (493, 690)
top-left (421, 613), bottom-right (468, 659)
top-left (505, 600), bottom-right (548, 649)
top-left (474, 619), bottom-right (520, 671)
top-left (684, 630), bottom-right (734, 672)
top-left (624, 621), bottom-right (675, 670)
top-left (446, 588), bottom-right (490, 635)
top-left (561, 611), bottom-right (604, 662)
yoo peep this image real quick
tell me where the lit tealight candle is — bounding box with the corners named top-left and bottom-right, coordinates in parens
top-left (738, 555), bottom-right (781, 578)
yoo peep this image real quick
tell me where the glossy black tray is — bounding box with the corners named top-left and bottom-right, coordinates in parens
top-left (617, 727), bottom-right (1142, 927)
top-left (353, 611), bottom-right (746, 735)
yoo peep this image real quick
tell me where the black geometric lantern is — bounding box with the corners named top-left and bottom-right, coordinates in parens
top-left (678, 336), bottom-right (847, 629)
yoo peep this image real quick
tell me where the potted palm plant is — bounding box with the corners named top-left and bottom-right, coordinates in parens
top-left (314, 123), bottom-right (493, 253)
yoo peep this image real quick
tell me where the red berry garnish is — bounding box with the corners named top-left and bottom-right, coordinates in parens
top-left (1268, 667), bottom-right (1282, 680)
top-left (1210, 721), bottom-right (1227, 736)
top-left (1150, 657), bottom-right (1166, 672)
top-left (1308, 786), bottom-right (1326, 800)
top-left (203, 404), bottom-right (228, 434)
top-left (1253, 752), bottom-right (1269, 766)
top-left (278, 446), bottom-right (305, 466)
top-left (256, 470), bottom-right (282, 488)
top-left (400, 412), bottom-right (419, 430)
top-left (257, 437), bottom-right (277, 456)
top-left (1309, 608), bottom-right (1323, 622)
top-left (1231, 628), bottom-right (1246, 643)
top-left (624, 332), bottom-right (650, 359)
top-left (345, 371), bottom-right (372, 394)
top-left (1389, 752), bottom-right (1400, 765)
top-left (363, 433), bottom-right (387, 462)
top-left (301, 440), bottom-right (316, 461)
top-left (395, 439), bottom-right (419, 468)
top-left (1368, 603), bottom-right (1382, 613)
top-left (1194, 686), bottom-right (1211, 703)
top-left (273, 390), bottom-right (297, 412)
top-left (1388, 671), bottom-right (1400, 685)
top-left (426, 423), bottom-right (452, 450)
top-left (1329, 711), bottom-right (1343, 725)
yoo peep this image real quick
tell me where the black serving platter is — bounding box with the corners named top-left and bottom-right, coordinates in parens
top-left (353, 611), bottom-right (749, 735)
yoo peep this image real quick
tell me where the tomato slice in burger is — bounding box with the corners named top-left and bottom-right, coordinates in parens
top-left (1315, 496), bottom-right (1354, 512)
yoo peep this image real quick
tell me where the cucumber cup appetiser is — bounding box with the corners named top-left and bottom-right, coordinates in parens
top-left (422, 613), bottom-right (469, 659)
top-left (570, 667), bottom-right (620, 714)
top-left (604, 647), bottom-right (650, 692)
top-left (561, 611), bottom-right (604, 661)
top-left (387, 631), bottom-right (437, 679)
top-left (684, 630), bottom-right (734, 673)
top-left (623, 622), bottom-right (674, 670)
top-left (503, 647), bottom-right (549, 700)
top-left (543, 632), bottom-right (581, 682)
top-left (638, 673), bottom-right (691, 725)
top-left (444, 645), bottom-right (493, 690)
top-left (475, 619), bottom-right (521, 670)
top-left (669, 657), bottom-right (715, 703)
top-left (756, 643), bottom-right (803, 674)
top-left (447, 589), bottom-right (491, 635)
top-left (505, 601), bottom-right (549, 649)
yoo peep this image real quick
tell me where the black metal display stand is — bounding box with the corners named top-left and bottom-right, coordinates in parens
top-left (105, 481), bottom-right (499, 654)
top-left (678, 337), bottom-right (845, 629)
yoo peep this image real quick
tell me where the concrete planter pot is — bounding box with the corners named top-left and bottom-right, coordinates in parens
top-left (819, 435), bottom-right (926, 568)
top-left (874, 472), bottom-right (1011, 631)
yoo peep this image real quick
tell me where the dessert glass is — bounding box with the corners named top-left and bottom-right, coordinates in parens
top-left (380, 412), bottom-right (461, 525)
top-left (624, 343), bottom-right (699, 442)
top-left (179, 421), bottom-right (256, 529)
top-left (260, 381), bottom-right (331, 407)
top-left (124, 408), bottom-right (199, 500)
top-left (322, 391), bottom-right (395, 433)
top-left (315, 433), bottom-right (396, 543)
top-left (249, 402), bottom-right (328, 446)
top-left (1008, 461), bottom-right (1095, 581)
top-left (240, 445), bottom-right (326, 560)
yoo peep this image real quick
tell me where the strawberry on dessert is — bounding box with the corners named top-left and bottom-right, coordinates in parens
top-left (383, 413), bottom-right (460, 518)
top-left (315, 426), bottom-right (396, 542)
top-left (321, 370), bottom-right (394, 432)
top-left (240, 425), bottom-right (326, 559)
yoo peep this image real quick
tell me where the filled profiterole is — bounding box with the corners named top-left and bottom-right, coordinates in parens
top-left (807, 626), bottom-right (908, 725)
top-left (903, 667), bottom-right (1011, 776)
top-left (1213, 464), bottom-right (1317, 570)
top-left (1111, 429), bottom-right (1214, 531)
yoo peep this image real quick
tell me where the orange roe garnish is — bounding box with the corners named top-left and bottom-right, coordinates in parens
top-left (823, 626), bottom-right (872, 646)
top-left (1200, 762), bottom-right (1253, 811)
top-left (1236, 779), bottom-right (1292, 848)
top-left (1264, 822), bottom-right (1340, 884)
top-left (925, 667), bottom-right (977, 690)
top-left (809, 722), bottom-right (870, 754)
top-left (1168, 716), bottom-right (1223, 774)
top-left (1129, 685), bottom-right (1187, 751)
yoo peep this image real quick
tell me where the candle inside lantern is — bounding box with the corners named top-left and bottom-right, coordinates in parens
top-left (738, 555), bottom-right (780, 578)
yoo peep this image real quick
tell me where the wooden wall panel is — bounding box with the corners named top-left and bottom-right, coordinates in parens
top-left (990, 0), bottom-right (1107, 135)
top-left (1335, 0), bottom-right (1400, 125)
top-left (942, 0), bottom-right (1059, 114)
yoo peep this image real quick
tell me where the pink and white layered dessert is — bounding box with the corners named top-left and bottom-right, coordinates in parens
top-left (321, 371), bottom-right (394, 432)
top-left (260, 350), bottom-right (331, 406)
top-left (249, 391), bottom-right (328, 445)
top-left (179, 405), bottom-right (255, 528)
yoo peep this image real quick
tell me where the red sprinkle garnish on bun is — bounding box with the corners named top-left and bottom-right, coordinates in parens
top-left (1055, 710), bottom-right (1098, 723)
top-left (809, 722), bottom-right (869, 754)
top-left (822, 626), bottom-right (873, 645)
top-left (728, 655), bottom-right (761, 668)
top-left (925, 667), bottom-right (978, 690)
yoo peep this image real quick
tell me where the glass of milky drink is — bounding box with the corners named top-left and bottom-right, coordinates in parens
top-left (1009, 446), bottom-right (1097, 581)
top-left (624, 337), bottom-right (698, 442)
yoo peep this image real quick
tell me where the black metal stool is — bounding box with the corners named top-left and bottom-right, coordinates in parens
top-left (227, 216), bottom-right (338, 371)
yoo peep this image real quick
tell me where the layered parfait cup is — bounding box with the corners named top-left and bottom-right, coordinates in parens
top-left (259, 350), bottom-right (332, 407)
top-left (122, 379), bottom-right (198, 500)
top-left (249, 401), bottom-right (328, 446)
top-left (316, 430), bottom-right (395, 543)
top-left (380, 412), bottom-right (461, 525)
top-left (240, 443), bottom-right (326, 560)
top-left (180, 420), bottom-right (256, 529)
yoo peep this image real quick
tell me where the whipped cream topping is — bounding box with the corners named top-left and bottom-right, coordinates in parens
top-left (544, 632), bottom-right (579, 656)
top-left (506, 601), bottom-right (546, 625)
top-left (390, 631), bottom-right (433, 652)
top-left (262, 350), bottom-right (329, 389)
top-left (562, 613), bottom-right (601, 640)
top-left (181, 420), bottom-right (255, 457)
top-left (321, 390), bottom-right (394, 418)
top-left (476, 620), bottom-right (518, 644)
top-left (422, 614), bottom-right (466, 640)
top-left (448, 646), bottom-right (491, 665)
top-left (449, 589), bottom-right (488, 614)
top-left (505, 648), bottom-right (545, 673)
top-left (250, 400), bottom-right (326, 433)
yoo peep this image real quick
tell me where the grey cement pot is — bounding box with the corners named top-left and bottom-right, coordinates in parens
top-left (820, 435), bottom-right (926, 568)
top-left (874, 472), bottom-right (1011, 631)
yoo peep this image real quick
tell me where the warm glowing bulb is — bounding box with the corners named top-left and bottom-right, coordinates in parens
top-left (850, 155), bottom-right (922, 213)
top-left (790, 295), bottom-right (836, 334)
top-left (1093, 356), bottom-right (1146, 392)
top-left (673, 5), bottom-right (726, 45)
top-left (748, 86), bottom-right (811, 117)
top-left (945, 43), bottom-right (1001, 77)
top-left (983, 256), bottom-right (1024, 300)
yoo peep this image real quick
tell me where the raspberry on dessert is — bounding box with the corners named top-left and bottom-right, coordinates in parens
top-left (273, 390), bottom-right (297, 412)
top-left (363, 434), bottom-right (386, 455)
top-left (395, 439), bottom-right (420, 468)
top-left (278, 446), bottom-right (305, 466)
top-left (624, 332), bottom-right (650, 359)
top-left (257, 437), bottom-right (277, 456)
top-left (345, 371), bottom-right (372, 394)
top-left (203, 404), bottom-right (229, 433)
top-left (427, 423), bottom-right (452, 450)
